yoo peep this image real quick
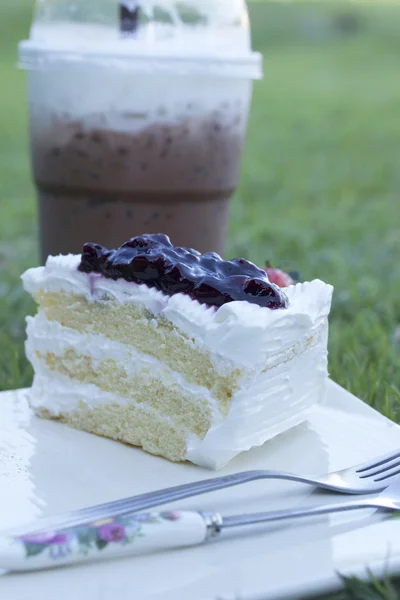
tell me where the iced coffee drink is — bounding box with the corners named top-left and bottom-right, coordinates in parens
top-left (20, 1), bottom-right (262, 259)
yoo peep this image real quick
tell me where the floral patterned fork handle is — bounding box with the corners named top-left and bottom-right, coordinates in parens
top-left (0, 511), bottom-right (210, 572)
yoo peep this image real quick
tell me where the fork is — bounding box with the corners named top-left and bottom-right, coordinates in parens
top-left (3, 473), bottom-right (400, 572)
top-left (12, 448), bottom-right (400, 535)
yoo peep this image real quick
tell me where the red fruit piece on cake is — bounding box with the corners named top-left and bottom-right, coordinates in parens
top-left (264, 266), bottom-right (294, 288)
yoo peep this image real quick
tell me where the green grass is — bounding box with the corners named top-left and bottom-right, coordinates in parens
top-left (0, 1), bottom-right (400, 598)
top-left (236, 1), bottom-right (400, 420)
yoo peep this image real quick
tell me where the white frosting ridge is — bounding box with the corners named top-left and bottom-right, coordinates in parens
top-left (22, 254), bottom-right (333, 370)
top-left (188, 322), bottom-right (329, 468)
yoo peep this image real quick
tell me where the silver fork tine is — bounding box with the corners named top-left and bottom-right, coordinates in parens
top-left (355, 450), bottom-right (400, 473)
top-left (358, 459), bottom-right (400, 479)
top-left (373, 466), bottom-right (400, 482)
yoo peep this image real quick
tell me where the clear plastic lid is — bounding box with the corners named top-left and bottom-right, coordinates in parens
top-left (19, 0), bottom-right (262, 78)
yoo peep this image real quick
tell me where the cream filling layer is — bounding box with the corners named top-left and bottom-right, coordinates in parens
top-left (30, 372), bottom-right (167, 418)
top-left (26, 314), bottom-right (223, 426)
top-left (29, 373), bottom-right (190, 462)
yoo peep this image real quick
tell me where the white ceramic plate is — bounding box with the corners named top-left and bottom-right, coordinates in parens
top-left (1, 381), bottom-right (400, 600)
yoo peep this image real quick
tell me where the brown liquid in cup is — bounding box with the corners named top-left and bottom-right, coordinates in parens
top-left (31, 111), bottom-right (244, 260)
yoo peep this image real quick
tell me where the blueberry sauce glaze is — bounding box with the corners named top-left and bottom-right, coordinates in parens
top-left (78, 234), bottom-right (288, 310)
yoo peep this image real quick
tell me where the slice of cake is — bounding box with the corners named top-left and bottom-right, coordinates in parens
top-left (22, 234), bottom-right (333, 469)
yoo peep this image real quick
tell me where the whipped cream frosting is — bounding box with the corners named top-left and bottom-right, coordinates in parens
top-left (22, 254), bottom-right (333, 371)
top-left (187, 322), bottom-right (329, 468)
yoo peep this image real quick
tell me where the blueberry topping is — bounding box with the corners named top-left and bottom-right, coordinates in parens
top-left (78, 234), bottom-right (288, 310)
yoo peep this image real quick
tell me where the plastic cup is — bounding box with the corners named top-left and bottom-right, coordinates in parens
top-left (19, 1), bottom-right (262, 259)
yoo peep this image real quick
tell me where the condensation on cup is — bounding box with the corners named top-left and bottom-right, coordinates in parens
top-left (19, 0), bottom-right (262, 260)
